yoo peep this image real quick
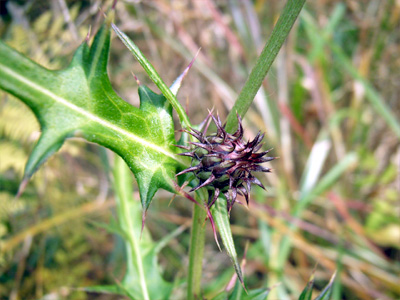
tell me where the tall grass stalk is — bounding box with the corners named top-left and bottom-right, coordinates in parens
top-left (225, 0), bottom-right (306, 132)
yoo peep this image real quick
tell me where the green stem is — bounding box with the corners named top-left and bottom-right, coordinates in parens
top-left (187, 200), bottom-right (207, 300)
top-left (113, 155), bottom-right (150, 300)
top-left (225, 0), bottom-right (306, 132)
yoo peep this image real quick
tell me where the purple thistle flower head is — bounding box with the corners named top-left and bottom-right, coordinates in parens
top-left (176, 113), bottom-right (275, 212)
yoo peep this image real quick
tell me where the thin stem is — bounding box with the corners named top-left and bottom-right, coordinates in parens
top-left (225, 0), bottom-right (306, 133)
top-left (187, 198), bottom-right (207, 300)
top-left (113, 155), bottom-right (150, 300)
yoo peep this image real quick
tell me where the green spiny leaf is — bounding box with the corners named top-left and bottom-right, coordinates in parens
top-left (211, 197), bottom-right (244, 288)
top-left (0, 15), bottom-right (186, 211)
top-left (113, 156), bottom-right (173, 300)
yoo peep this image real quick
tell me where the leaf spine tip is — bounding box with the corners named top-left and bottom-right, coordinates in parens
top-left (85, 26), bottom-right (92, 43)
top-left (131, 71), bottom-right (141, 86)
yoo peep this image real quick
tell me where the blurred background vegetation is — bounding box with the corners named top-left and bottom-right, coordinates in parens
top-left (0, 0), bottom-right (399, 299)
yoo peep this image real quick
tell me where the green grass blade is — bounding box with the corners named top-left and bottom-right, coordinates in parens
top-left (301, 11), bottom-right (400, 139)
top-left (296, 152), bottom-right (358, 214)
top-left (278, 152), bottom-right (358, 268)
top-left (314, 272), bottom-right (336, 300)
top-left (329, 42), bottom-right (400, 139)
top-left (298, 273), bottom-right (314, 300)
top-left (299, 131), bottom-right (331, 195)
top-left (225, 0), bottom-right (306, 132)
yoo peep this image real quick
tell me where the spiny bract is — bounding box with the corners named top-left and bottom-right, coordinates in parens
top-left (176, 114), bottom-right (275, 212)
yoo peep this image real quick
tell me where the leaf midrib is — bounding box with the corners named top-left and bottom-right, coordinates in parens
top-left (0, 63), bottom-right (185, 166)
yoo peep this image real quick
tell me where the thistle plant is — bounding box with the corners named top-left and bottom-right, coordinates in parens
top-left (0, 1), bottom-right (343, 299)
